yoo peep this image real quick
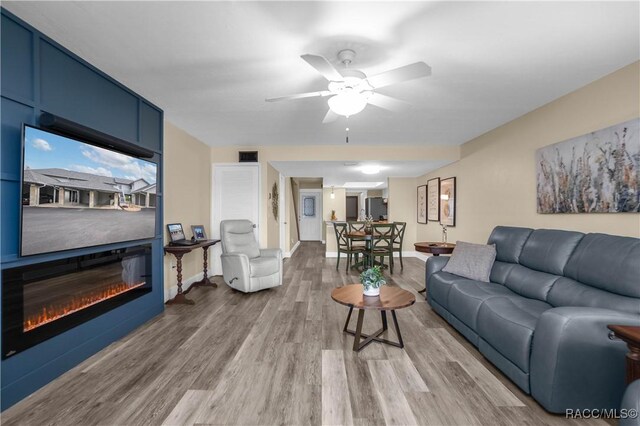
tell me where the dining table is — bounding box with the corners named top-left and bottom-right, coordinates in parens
top-left (346, 230), bottom-right (374, 269)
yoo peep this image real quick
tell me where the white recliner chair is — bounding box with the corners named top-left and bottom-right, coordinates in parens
top-left (220, 220), bottom-right (283, 293)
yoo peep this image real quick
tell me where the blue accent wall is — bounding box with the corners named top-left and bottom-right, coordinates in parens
top-left (0, 9), bottom-right (164, 410)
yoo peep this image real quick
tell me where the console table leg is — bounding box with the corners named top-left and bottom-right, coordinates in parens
top-left (189, 246), bottom-right (218, 291)
top-left (166, 253), bottom-right (195, 305)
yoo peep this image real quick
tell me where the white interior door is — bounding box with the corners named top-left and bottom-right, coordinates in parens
top-left (211, 163), bottom-right (260, 275)
top-left (299, 189), bottom-right (322, 241)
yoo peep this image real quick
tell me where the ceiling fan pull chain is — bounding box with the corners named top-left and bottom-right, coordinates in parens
top-left (345, 121), bottom-right (350, 144)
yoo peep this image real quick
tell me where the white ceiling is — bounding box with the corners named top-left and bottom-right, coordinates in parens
top-left (4, 1), bottom-right (639, 147)
top-left (271, 160), bottom-right (451, 187)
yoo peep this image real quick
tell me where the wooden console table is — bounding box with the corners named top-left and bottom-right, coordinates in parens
top-left (164, 239), bottom-right (220, 305)
top-left (414, 242), bottom-right (456, 294)
top-left (608, 324), bottom-right (640, 384)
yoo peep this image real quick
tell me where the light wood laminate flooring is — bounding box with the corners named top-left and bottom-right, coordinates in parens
top-left (2, 242), bottom-right (610, 425)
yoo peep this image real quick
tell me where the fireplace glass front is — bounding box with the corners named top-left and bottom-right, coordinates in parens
top-left (2, 244), bottom-right (152, 358)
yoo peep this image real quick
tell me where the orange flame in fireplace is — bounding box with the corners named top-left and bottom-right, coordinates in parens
top-left (23, 281), bottom-right (146, 332)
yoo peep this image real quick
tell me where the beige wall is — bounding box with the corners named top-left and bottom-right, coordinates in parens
top-left (323, 187), bottom-right (346, 253)
top-left (417, 61), bottom-right (640, 244)
top-left (266, 163), bottom-right (280, 249)
top-left (163, 121), bottom-right (211, 299)
top-left (387, 178), bottom-right (417, 252)
top-left (210, 145), bottom-right (459, 247)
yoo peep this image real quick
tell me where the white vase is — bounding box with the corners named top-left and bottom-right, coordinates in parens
top-left (363, 286), bottom-right (380, 297)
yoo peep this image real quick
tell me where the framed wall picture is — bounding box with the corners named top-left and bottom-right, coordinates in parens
top-left (439, 177), bottom-right (456, 226)
top-left (417, 185), bottom-right (427, 224)
top-left (427, 177), bottom-right (440, 222)
top-left (191, 225), bottom-right (207, 241)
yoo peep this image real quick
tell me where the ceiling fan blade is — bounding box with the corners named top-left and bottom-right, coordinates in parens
top-left (367, 93), bottom-right (411, 112)
top-left (265, 90), bottom-right (331, 102)
top-left (301, 54), bottom-right (344, 82)
top-left (366, 62), bottom-right (431, 89)
top-left (322, 109), bottom-right (339, 124)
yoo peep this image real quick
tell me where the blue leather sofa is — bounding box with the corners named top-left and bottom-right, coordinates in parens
top-left (426, 226), bottom-right (640, 413)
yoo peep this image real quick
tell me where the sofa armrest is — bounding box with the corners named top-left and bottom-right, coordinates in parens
top-left (260, 248), bottom-right (282, 259)
top-left (424, 256), bottom-right (450, 300)
top-left (220, 252), bottom-right (250, 290)
top-left (530, 307), bottom-right (640, 413)
top-left (620, 380), bottom-right (640, 426)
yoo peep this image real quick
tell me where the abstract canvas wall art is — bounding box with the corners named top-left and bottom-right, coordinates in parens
top-left (536, 118), bottom-right (639, 213)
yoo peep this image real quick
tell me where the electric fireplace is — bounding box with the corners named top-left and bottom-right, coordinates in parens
top-left (2, 244), bottom-right (152, 359)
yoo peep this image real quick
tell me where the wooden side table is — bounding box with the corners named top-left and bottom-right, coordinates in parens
top-left (414, 242), bottom-right (456, 294)
top-left (331, 284), bottom-right (415, 352)
top-left (164, 239), bottom-right (220, 305)
top-left (608, 325), bottom-right (640, 384)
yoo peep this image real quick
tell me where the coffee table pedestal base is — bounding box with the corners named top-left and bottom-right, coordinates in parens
top-left (343, 306), bottom-right (404, 352)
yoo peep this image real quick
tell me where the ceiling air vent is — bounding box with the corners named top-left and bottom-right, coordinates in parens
top-left (239, 151), bottom-right (258, 163)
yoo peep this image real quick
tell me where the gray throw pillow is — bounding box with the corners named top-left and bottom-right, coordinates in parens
top-left (441, 241), bottom-right (497, 282)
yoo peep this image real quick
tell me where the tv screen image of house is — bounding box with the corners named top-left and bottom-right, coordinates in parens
top-left (21, 125), bottom-right (158, 256)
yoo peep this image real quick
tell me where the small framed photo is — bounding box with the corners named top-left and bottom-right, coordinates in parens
top-left (417, 185), bottom-right (427, 224)
top-left (191, 225), bottom-right (207, 241)
top-left (427, 177), bottom-right (440, 222)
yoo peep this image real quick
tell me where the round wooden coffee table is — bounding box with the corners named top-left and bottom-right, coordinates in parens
top-left (331, 284), bottom-right (416, 352)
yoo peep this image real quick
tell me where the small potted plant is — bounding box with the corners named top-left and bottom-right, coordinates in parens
top-left (360, 265), bottom-right (386, 297)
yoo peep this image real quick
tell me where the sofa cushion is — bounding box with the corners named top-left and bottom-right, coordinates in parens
top-left (563, 233), bottom-right (640, 298)
top-left (503, 265), bottom-right (562, 301)
top-left (477, 297), bottom-right (552, 372)
top-left (490, 261), bottom-right (517, 285)
top-left (442, 241), bottom-right (497, 282)
top-left (448, 280), bottom-right (520, 331)
top-left (518, 229), bottom-right (584, 276)
top-left (250, 257), bottom-right (279, 277)
top-left (547, 277), bottom-right (640, 314)
top-left (487, 226), bottom-right (533, 263)
top-left (428, 271), bottom-right (466, 310)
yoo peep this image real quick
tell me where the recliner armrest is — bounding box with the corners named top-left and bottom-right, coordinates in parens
top-left (530, 307), bottom-right (640, 413)
top-left (220, 252), bottom-right (250, 289)
top-left (260, 248), bottom-right (282, 259)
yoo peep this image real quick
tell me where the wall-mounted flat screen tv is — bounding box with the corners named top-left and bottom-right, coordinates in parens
top-left (21, 125), bottom-right (158, 256)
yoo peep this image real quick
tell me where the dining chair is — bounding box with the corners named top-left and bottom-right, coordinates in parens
top-left (370, 223), bottom-right (395, 274)
top-left (347, 221), bottom-right (367, 248)
top-left (392, 222), bottom-right (406, 270)
top-left (334, 222), bottom-right (365, 271)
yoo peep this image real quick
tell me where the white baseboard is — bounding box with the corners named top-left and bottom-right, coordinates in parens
top-left (284, 241), bottom-right (300, 258)
top-left (165, 272), bottom-right (204, 302)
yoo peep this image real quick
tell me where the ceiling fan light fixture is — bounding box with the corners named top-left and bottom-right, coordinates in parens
top-left (328, 91), bottom-right (367, 117)
top-left (361, 165), bottom-right (381, 175)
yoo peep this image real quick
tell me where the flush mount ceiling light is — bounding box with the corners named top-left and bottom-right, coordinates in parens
top-left (343, 182), bottom-right (385, 189)
top-left (266, 49), bottom-right (431, 123)
top-left (361, 165), bottom-right (381, 175)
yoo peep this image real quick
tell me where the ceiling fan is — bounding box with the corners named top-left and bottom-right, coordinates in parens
top-left (266, 49), bottom-right (431, 123)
